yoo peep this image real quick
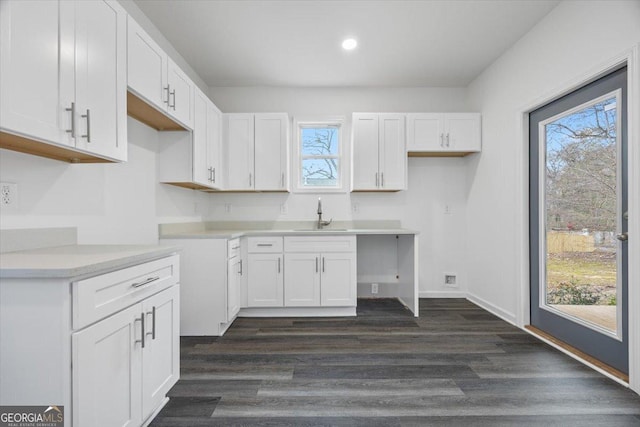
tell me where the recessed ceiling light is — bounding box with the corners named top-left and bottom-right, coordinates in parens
top-left (342, 38), bottom-right (358, 50)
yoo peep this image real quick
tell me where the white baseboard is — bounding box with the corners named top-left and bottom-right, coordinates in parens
top-left (466, 292), bottom-right (517, 325)
top-left (420, 290), bottom-right (466, 298)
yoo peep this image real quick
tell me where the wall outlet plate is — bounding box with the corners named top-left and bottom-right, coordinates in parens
top-left (0, 182), bottom-right (18, 207)
top-left (371, 283), bottom-right (379, 294)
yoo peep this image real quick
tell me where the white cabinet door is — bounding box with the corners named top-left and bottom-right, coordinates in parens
top-left (227, 257), bottom-right (241, 321)
top-left (167, 58), bottom-right (194, 129)
top-left (142, 286), bottom-right (180, 421)
top-left (73, 303), bottom-right (143, 427)
top-left (352, 113), bottom-right (380, 190)
top-left (379, 114), bottom-right (406, 190)
top-left (255, 113), bottom-right (288, 191)
top-left (321, 252), bottom-right (357, 307)
top-left (446, 113), bottom-right (481, 152)
top-left (225, 114), bottom-right (255, 190)
top-left (73, 0), bottom-right (127, 161)
top-left (407, 113), bottom-right (481, 153)
top-left (127, 17), bottom-right (168, 110)
top-left (284, 253), bottom-right (321, 307)
top-left (192, 89), bottom-right (209, 186)
top-left (0, 0), bottom-right (67, 146)
top-left (247, 254), bottom-right (283, 307)
top-left (406, 113), bottom-right (444, 152)
top-left (207, 103), bottom-right (223, 188)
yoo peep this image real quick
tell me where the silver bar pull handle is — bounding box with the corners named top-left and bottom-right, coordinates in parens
top-left (440, 133), bottom-right (444, 147)
top-left (81, 109), bottom-right (91, 142)
top-left (446, 133), bottom-right (450, 147)
top-left (131, 276), bottom-right (160, 288)
top-left (257, 243), bottom-right (273, 247)
top-left (249, 173), bottom-right (252, 187)
top-left (135, 313), bottom-right (145, 348)
top-left (278, 257), bottom-right (281, 273)
top-left (148, 306), bottom-right (156, 340)
top-left (381, 172), bottom-right (384, 188)
top-left (281, 172), bottom-right (285, 188)
top-left (212, 168), bottom-right (216, 183)
top-left (66, 102), bottom-right (76, 137)
top-left (322, 257), bottom-right (325, 273)
top-left (239, 259), bottom-right (243, 275)
top-left (375, 172), bottom-right (379, 187)
top-left (616, 233), bottom-right (628, 241)
top-left (170, 89), bottom-right (176, 110)
top-left (164, 85), bottom-right (170, 104)
top-left (316, 257), bottom-right (318, 273)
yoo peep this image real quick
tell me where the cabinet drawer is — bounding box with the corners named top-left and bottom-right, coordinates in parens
top-left (247, 236), bottom-right (283, 253)
top-left (228, 238), bottom-right (241, 258)
top-left (73, 255), bottom-right (179, 330)
top-left (284, 236), bottom-right (356, 253)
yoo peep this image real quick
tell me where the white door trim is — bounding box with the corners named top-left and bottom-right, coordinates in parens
top-left (515, 44), bottom-right (640, 393)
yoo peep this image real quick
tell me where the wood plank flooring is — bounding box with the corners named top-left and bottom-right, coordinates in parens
top-left (150, 298), bottom-right (640, 426)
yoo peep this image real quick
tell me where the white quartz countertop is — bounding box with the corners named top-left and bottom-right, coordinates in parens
top-left (0, 245), bottom-right (180, 279)
top-left (160, 228), bottom-right (418, 240)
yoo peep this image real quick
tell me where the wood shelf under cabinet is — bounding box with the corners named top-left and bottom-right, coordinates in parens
top-left (408, 151), bottom-right (475, 158)
top-left (0, 131), bottom-right (114, 163)
top-left (127, 91), bottom-right (187, 131)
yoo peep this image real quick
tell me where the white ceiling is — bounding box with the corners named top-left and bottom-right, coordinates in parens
top-left (134, 0), bottom-right (560, 88)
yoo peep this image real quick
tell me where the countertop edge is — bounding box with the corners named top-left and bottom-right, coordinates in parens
top-left (0, 246), bottom-right (181, 280)
top-left (159, 229), bottom-right (419, 240)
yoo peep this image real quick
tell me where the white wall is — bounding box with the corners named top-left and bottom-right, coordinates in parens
top-left (465, 0), bottom-right (640, 322)
top-left (0, 118), bottom-right (210, 244)
top-left (209, 86), bottom-right (471, 295)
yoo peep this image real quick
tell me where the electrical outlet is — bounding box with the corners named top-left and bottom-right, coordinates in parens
top-left (280, 203), bottom-right (288, 214)
top-left (444, 274), bottom-right (458, 288)
top-left (371, 283), bottom-right (379, 294)
top-left (444, 204), bottom-right (452, 215)
top-left (0, 182), bottom-right (18, 207)
top-left (352, 202), bottom-right (360, 213)
top-left (225, 203), bottom-right (232, 213)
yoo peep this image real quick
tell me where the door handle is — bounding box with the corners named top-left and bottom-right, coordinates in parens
top-left (278, 257), bottom-right (281, 273)
top-left (81, 109), bottom-right (91, 142)
top-left (145, 306), bottom-right (156, 340)
top-left (316, 257), bottom-right (318, 273)
top-left (616, 233), bottom-right (628, 241)
top-left (135, 312), bottom-right (145, 348)
top-left (440, 133), bottom-right (444, 147)
top-left (66, 102), bottom-right (76, 137)
top-left (322, 257), bottom-right (325, 273)
top-left (164, 85), bottom-right (170, 105)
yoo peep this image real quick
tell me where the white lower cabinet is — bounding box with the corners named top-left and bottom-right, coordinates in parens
top-left (284, 253), bottom-right (321, 306)
top-left (320, 252), bottom-right (357, 306)
top-left (73, 270), bottom-right (180, 427)
top-left (0, 253), bottom-right (180, 427)
top-left (283, 237), bottom-right (357, 308)
top-left (247, 253), bottom-right (283, 307)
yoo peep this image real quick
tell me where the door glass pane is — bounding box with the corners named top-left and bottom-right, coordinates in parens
top-left (544, 95), bottom-right (619, 334)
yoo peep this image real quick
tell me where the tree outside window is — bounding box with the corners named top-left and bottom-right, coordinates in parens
top-left (300, 125), bottom-right (341, 188)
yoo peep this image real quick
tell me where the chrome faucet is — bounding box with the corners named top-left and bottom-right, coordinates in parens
top-left (317, 197), bottom-right (332, 229)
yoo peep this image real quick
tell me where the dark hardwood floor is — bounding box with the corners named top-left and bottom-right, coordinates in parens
top-left (151, 298), bottom-right (640, 426)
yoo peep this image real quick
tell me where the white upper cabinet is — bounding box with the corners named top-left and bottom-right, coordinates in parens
top-left (207, 102), bottom-right (223, 189)
top-left (224, 113), bottom-right (289, 192)
top-left (0, 0), bottom-right (127, 163)
top-left (225, 114), bottom-right (255, 190)
top-left (406, 113), bottom-right (481, 155)
top-left (352, 113), bottom-right (406, 191)
top-left (192, 89), bottom-right (210, 187)
top-left (157, 88), bottom-right (223, 191)
top-left (255, 113), bottom-right (289, 191)
top-left (127, 17), bottom-right (168, 112)
top-left (127, 17), bottom-right (194, 130)
top-left (166, 58), bottom-right (194, 129)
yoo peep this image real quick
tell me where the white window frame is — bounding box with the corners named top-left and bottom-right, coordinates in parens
top-left (292, 116), bottom-right (347, 193)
